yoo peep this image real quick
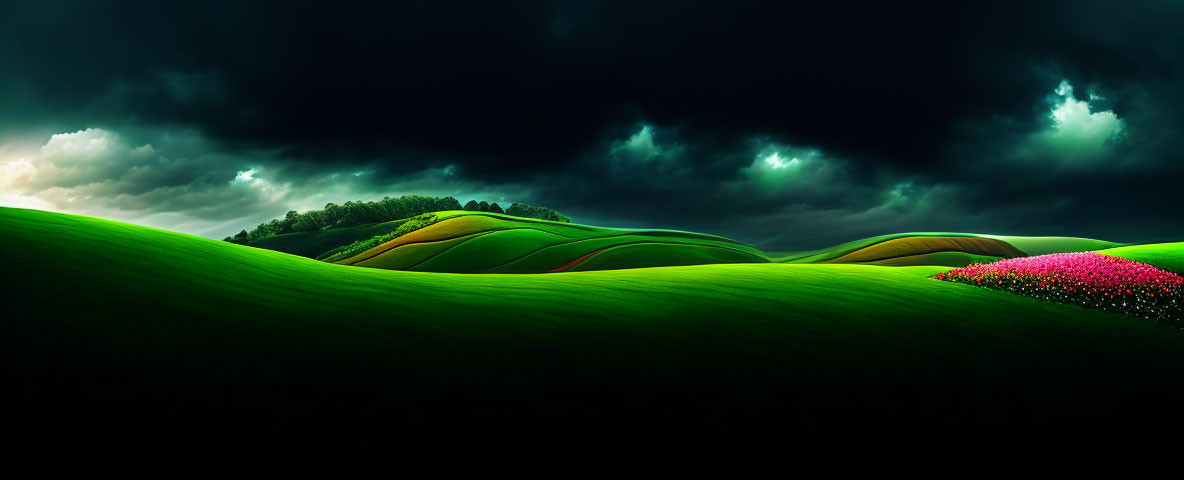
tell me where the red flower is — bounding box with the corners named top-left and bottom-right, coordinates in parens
top-left (933, 252), bottom-right (1182, 323)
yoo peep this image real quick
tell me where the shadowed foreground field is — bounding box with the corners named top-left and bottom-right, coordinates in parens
top-left (4, 207), bottom-right (1184, 442)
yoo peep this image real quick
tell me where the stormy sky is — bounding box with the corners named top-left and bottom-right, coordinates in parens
top-left (1, 0), bottom-right (1181, 250)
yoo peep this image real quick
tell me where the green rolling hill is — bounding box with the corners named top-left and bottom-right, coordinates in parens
top-left (982, 234), bottom-right (1125, 255)
top-left (325, 210), bottom-right (768, 273)
top-left (246, 217), bottom-right (413, 259)
top-left (243, 210), bottom-right (1124, 272)
top-left (1101, 242), bottom-right (1184, 273)
top-left (772, 232), bottom-right (1123, 267)
top-left (4, 206), bottom-right (1184, 435)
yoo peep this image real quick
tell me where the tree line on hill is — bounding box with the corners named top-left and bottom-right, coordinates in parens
top-left (500, 202), bottom-right (571, 223)
top-left (464, 200), bottom-right (502, 213)
top-left (224, 194), bottom-right (570, 244)
top-left (460, 199), bottom-right (570, 223)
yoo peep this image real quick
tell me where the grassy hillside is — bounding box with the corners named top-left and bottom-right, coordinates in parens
top-left (865, 251), bottom-right (1002, 267)
top-left (247, 217), bottom-right (411, 258)
top-left (1101, 242), bottom-right (1184, 273)
top-left (984, 235), bottom-right (1125, 255)
top-left (242, 209), bottom-right (1123, 271)
top-left (329, 210), bottom-right (768, 273)
top-left (775, 232), bottom-right (1120, 267)
top-left (774, 232), bottom-right (988, 263)
top-left (820, 236), bottom-right (1023, 263)
top-left (5, 206), bottom-right (1184, 437)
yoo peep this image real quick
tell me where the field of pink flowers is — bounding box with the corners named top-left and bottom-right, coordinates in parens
top-left (935, 252), bottom-right (1182, 324)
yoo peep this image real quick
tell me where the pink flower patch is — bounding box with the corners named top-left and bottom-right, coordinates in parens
top-left (935, 252), bottom-right (1182, 324)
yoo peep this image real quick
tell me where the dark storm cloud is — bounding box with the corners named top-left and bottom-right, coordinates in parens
top-left (0, 0), bottom-right (1054, 165)
top-left (2, 1), bottom-right (1183, 247)
top-left (522, 123), bottom-right (961, 248)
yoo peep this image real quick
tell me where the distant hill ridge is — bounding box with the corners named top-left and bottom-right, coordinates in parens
top-left (773, 232), bottom-right (1124, 267)
top-left (220, 197), bottom-right (1127, 273)
top-left (323, 210), bottom-right (764, 273)
top-left (243, 208), bottom-right (1127, 273)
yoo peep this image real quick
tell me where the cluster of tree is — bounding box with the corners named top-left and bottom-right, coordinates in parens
top-left (463, 200), bottom-right (504, 213)
top-left (505, 203), bottom-right (571, 223)
top-left (460, 200), bottom-right (571, 222)
top-left (226, 195), bottom-right (461, 244)
top-left (225, 195), bottom-right (570, 244)
top-left (320, 213), bottom-right (439, 262)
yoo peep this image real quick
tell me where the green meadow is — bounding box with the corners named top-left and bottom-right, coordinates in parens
top-left (1100, 242), bottom-right (1184, 273)
top-left (246, 209), bottom-right (1125, 272)
top-left (5, 206), bottom-right (1184, 433)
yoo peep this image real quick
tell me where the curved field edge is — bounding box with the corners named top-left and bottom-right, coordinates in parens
top-left (822, 236), bottom-right (1023, 264)
top-left (247, 218), bottom-right (411, 259)
top-left (353, 231), bottom-right (487, 270)
top-left (409, 228), bottom-right (576, 272)
top-left (773, 232), bottom-right (1120, 264)
top-left (983, 235), bottom-right (1126, 255)
top-left (414, 230), bottom-right (764, 273)
top-left (255, 209), bottom-right (757, 265)
top-left (435, 210), bottom-right (747, 244)
top-left (1101, 242), bottom-right (1184, 273)
top-left (7, 207), bottom-right (1184, 429)
top-left (244, 209), bottom-right (1124, 271)
top-left (486, 233), bottom-right (765, 273)
top-left (559, 241), bottom-right (768, 272)
top-left (865, 252), bottom-right (1002, 267)
top-left (334, 212), bottom-right (767, 272)
top-left (331, 215), bottom-right (509, 264)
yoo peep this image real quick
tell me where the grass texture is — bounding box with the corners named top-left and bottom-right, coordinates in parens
top-left (4, 206), bottom-right (1183, 436)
